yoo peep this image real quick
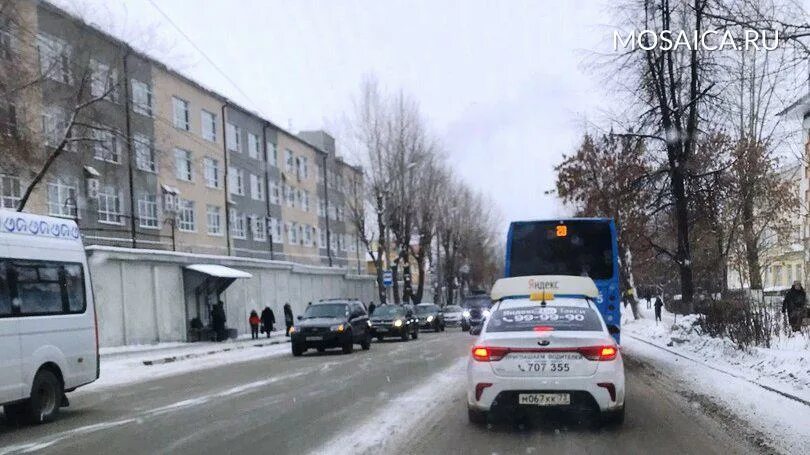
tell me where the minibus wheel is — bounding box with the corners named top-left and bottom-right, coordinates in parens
top-left (26, 369), bottom-right (62, 424)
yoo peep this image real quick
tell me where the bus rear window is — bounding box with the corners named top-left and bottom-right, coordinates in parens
top-left (508, 221), bottom-right (614, 279)
top-left (486, 306), bottom-right (603, 332)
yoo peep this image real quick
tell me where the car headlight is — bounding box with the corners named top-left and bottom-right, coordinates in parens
top-left (483, 309), bottom-right (491, 318)
top-left (330, 324), bottom-right (345, 332)
top-left (393, 319), bottom-right (403, 327)
top-left (462, 310), bottom-right (471, 318)
top-left (367, 320), bottom-right (372, 327)
top-left (427, 315), bottom-right (434, 322)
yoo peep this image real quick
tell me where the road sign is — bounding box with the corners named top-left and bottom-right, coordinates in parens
top-left (383, 270), bottom-right (393, 287)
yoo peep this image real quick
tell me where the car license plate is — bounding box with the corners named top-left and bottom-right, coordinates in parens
top-left (306, 336), bottom-right (323, 341)
top-left (377, 327), bottom-right (388, 332)
top-left (518, 393), bottom-right (570, 406)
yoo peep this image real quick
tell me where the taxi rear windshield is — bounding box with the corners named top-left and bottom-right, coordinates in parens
top-left (486, 306), bottom-right (603, 332)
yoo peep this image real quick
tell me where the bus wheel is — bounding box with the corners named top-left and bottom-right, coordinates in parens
top-left (26, 369), bottom-right (62, 424)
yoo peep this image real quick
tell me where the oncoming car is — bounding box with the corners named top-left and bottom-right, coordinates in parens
top-left (369, 304), bottom-right (419, 341)
top-left (415, 303), bottom-right (445, 332)
top-left (461, 294), bottom-right (493, 332)
top-left (290, 301), bottom-right (371, 355)
top-left (466, 275), bottom-right (625, 426)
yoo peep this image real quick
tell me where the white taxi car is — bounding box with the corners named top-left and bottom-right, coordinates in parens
top-left (466, 275), bottom-right (625, 425)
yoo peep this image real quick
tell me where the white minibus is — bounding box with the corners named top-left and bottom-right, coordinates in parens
top-left (0, 210), bottom-right (98, 424)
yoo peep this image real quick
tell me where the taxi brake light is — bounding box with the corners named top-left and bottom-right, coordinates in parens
top-left (533, 326), bottom-right (554, 332)
top-left (471, 346), bottom-right (508, 362)
top-left (578, 345), bottom-right (619, 361)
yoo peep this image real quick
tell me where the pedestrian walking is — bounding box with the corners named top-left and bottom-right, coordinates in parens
top-left (212, 301), bottom-right (227, 342)
top-left (782, 281), bottom-right (807, 332)
top-left (249, 310), bottom-right (260, 339)
top-left (284, 303), bottom-right (294, 337)
top-left (261, 306), bottom-right (276, 338)
top-left (654, 297), bottom-right (664, 323)
top-left (368, 301), bottom-right (376, 316)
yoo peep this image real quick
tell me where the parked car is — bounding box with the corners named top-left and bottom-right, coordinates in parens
top-left (0, 211), bottom-right (99, 424)
top-left (369, 304), bottom-right (419, 341)
top-left (290, 300), bottom-right (371, 355)
top-left (415, 303), bottom-right (445, 332)
top-left (442, 305), bottom-right (466, 329)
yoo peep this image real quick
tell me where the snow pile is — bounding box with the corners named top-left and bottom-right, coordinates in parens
top-left (623, 302), bottom-right (810, 401)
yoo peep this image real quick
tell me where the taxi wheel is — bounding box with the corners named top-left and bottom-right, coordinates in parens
top-left (467, 407), bottom-right (487, 425)
top-left (602, 405), bottom-right (625, 426)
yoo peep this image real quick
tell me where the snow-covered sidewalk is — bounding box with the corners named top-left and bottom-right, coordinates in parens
top-left (623, 303), bottom-right (810, 454)
top-left (82, 332), bottom-right (291, 393)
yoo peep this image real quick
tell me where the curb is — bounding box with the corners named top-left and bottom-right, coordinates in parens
top-left (141, 338), bottom-right (290, 366)
top-left (626, 333), bottom-right (810, 407)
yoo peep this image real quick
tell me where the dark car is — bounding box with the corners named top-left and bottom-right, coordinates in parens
top-left (415, 303), bottom-right (445, 332)
top-left (290, 301), bottom-right (371, 356)
top-left (369, 304), bottom-right (419, 341)
top-left (461, 294), bottom-right (493, 332)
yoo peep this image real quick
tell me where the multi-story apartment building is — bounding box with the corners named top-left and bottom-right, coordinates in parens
top-left (223, 105), bottom-right (273, 258)
top-left (277, 130), bottom-right (322, 265)
top-left (299, 130), bottom-right (364, 272)
top-left (152, 63), bottom-right (228, 255)
top-left (1, 1), bottom-right (365, 272)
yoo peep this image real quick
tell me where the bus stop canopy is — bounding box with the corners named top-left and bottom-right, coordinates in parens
top-left (185, 264), bottom-right (252, 279)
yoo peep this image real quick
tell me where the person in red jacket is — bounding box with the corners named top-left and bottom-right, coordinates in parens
top-left (249, 310), bottom-right (260, 339)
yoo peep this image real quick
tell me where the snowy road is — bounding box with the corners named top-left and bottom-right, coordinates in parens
top-left (0, 331), bottom-right (769, 454)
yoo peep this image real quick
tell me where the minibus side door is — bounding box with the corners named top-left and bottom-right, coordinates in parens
top-left (0, 254), bottom-right (24, 404)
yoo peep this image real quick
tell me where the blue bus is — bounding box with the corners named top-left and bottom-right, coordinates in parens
top-left (505, 218), bottom-right (621, 342)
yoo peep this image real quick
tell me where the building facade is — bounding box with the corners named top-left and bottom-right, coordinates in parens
top-left (1, 1), bottom-right (365, 272)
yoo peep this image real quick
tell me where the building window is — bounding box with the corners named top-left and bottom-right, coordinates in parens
top-left (284, 184), bottom-right (294, 207)
top-left (41, 105), bottom-right (66, 147)
top-left (92, 128), bottom-right (121, 163)
top-left (270, 218), bottom-right (283, 243)
top-left (89, 59), bottom-right (118, 101)
top-left (172, 97), bottom-right (190, 131)
top-left (249, 173), bottom-right (265, 201)
top-left (138, 194), bottom-right (159, 228)
top-left (47, 178), bottom-right (77, 218)
top-left (229, 167), bottom-right (245, 196)
top-left (296, 156), bottom-right (308, 180)
top-left (230, 209), bottom-right (246, 239)
top-left (0, 18), bottom-right (17, 60)
top-left (267, 141), bottom-right (277, 166)
top-left (248, 133), bottom-right (261, 160)
top-left (288, 222), bottom-right (298, 245)
top-left (303, 224), bottom-right (312, 247)
top-left (269, 181), bottom-right (280, 204)
top-left (206, 205), bottom-right (222, 236)
top-left (36, 33), bottom-right (71, 84)
top-left (204, 157), bottom-right (221, 188)
top-left (318, 198), bottom-right (326, 217)
top-left (226, 122), bottom-right (241, 152)
top-left (201, 110), bottom-right (217, 141)
top-left (0, 174), bottom-right (21, 209)
top-left (131, 79), bottom-right (153, 116)
top-left (301, 190), bottom-right (309, 212)
top-left (134, 134), bottom-right (155, 172)
top-left (178, 199), bottom-right (196, 232)
top-left (174, 149), bottom-right (193, 181)
top-left (319, 228), bottom-right (326, 248)
top-left (97, 185), bottom-right (122, 224)
top-left (253, 215), bottom-right (267, 241)
top-left (337, 206), bottom-right (344, 222)
top-left (285, 149), bottom-right (294, 173)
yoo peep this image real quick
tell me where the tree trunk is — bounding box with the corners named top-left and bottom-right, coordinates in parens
top-left (414, 250), bottom-right (426, 304)
top-left (391, 261), bottom-right (401, 304)
top-left (619, 243), bottom-right (641, 320)
top-left (742, 195), bottom-right (762, 289)
top-left (671, 159), bottom-right (695, 312)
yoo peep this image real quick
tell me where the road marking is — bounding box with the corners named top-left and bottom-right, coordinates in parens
top-left (0, 370), bottom-right (311, 455)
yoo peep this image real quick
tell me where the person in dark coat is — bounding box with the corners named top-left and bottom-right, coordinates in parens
top-left (261, 306), bottom-right (276, 338)
top-left (654, 297), bottom-right (664, 322)
top-left (212, 301), bottom-right (227, 342)
top-left (782, 281), bottom-right (807, 332)
top-left (283, 303), bottom-right (294, 337)
top-left (368, 301), bottom-right (376, 316)
top-left (249, 310), bottom-right (260, 340)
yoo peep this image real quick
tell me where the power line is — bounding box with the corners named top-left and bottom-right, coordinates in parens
top-left (146, 0), bottom-right (263, 116)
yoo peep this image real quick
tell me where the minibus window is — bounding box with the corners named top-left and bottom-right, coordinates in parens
top-left (0, 262), bottom-right (10, 316)
top-left (63, 264), bottom-right (85, 312)
top-left (7, 260), bottom-right (86, 315)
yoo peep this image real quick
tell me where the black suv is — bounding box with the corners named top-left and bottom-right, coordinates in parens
top-left (415, 303), bottom-right (445, 332)
top-left (369, 304), bottom-right (419, 341)
top-left (290, 301), bottom-right (371, 356)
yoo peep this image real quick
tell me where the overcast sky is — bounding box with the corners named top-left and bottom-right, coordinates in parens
top-left (53, 0), bottom-right (620, 234)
